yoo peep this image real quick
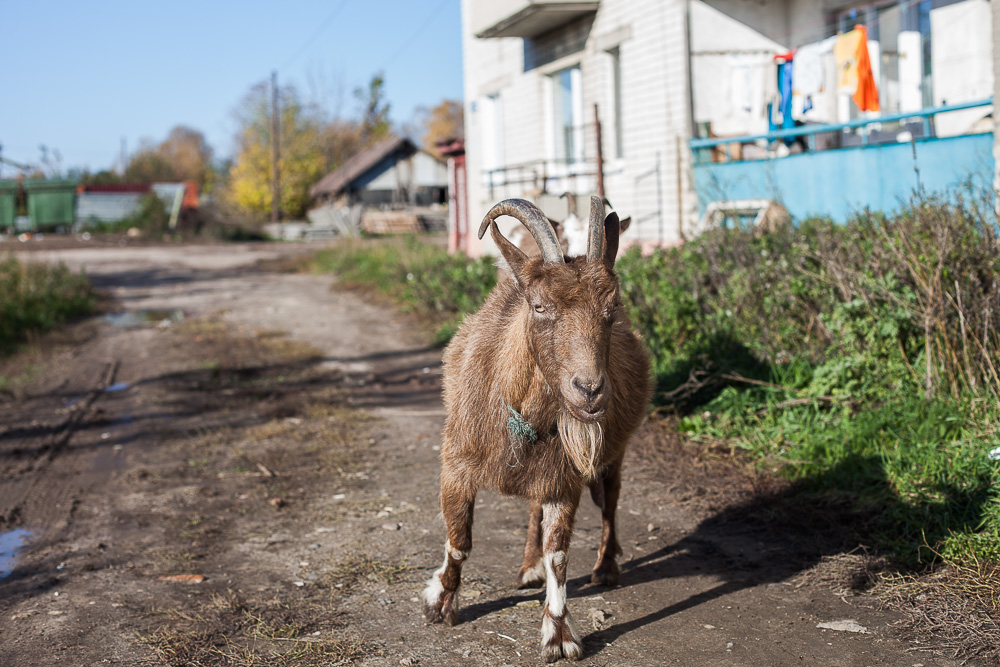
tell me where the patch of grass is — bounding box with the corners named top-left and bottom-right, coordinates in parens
top-left (318, 554), bottom-right (416, 590)
top-left (136, 589), bottom-right (373, 667)
top-left (234, 404), bottom-right (369, 474)
top-left (303, 236), bottom-right (496, 343)
top-left (0, 255), bottom-right (96, 355)
top-left (874, 555), bottom-right (1000, 663)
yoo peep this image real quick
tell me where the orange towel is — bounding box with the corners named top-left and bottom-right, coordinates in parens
top-left (834, 26), bottom-right (880, 112)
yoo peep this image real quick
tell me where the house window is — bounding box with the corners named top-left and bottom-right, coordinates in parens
top-left (609, 47), bottom-right (624, 159)
top-left (480, 92), bottom-right (504, 186)
top-left (550, 65), bottom-right (583, 165)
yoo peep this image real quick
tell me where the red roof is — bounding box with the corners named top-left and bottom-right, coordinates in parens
top-left (78, 183), bottom-right (152, 193)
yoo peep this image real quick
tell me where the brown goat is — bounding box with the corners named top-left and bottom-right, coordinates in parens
top-left (422, 197), bottom-right (652, 662)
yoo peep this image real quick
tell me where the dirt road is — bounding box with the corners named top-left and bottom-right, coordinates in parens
top-left (0, 242), bottom-right (950, 666)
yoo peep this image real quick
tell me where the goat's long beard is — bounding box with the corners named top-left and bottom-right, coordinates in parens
top-left (557, 412), bottom-right (604, 480)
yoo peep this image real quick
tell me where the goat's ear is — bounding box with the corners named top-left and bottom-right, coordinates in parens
top-left (489, 221), bottom-right (530, 286)
top-left (603, 212), bottom-right (621, 267)
top-left (618, 216), bottom-right (632, 235)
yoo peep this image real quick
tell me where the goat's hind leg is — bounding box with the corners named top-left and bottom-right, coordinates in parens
top-left (422, 477), bottom-right (475, 626)
top-left (516, 501), bottom-right (545, 588)
top-left (589, 461), bottom-right (623, 586)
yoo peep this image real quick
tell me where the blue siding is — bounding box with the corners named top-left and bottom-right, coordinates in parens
top-left (693, 133), bottom-right (995, 222)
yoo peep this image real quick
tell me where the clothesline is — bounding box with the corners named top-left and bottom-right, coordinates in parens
top-left (748, 0), bottom-right (928, 51)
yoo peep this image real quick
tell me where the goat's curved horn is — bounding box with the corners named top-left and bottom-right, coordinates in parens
top-left (587, 196), bottom-right (605, 262)
top-left (560, 191), bottom-right (578, 217)
top-left (478, 199), bottom-right (564, 264)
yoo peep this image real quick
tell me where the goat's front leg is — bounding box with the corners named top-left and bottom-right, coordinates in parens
top-left (539, 497), bottom-right (584, 662)
top-left (589, 460), bottom-right (623, 586)
top-left (422, 476), bottom-right (475, 626)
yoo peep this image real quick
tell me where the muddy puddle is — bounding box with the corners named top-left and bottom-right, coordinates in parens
top-left (105, 309), bottom-right (186, 328)
top-left (0, 529), bottom-right (31, 579)
top-left (65, 381), bottom-right (133, 408)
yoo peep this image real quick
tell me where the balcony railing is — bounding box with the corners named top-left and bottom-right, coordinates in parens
top-left (689, 98), bottom-right (995, 223)
top-left (482, 157), bottom-right (603, 201)
top-left (689, 98), bottom-right (993, 163)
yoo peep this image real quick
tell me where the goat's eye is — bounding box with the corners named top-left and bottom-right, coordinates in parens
top-left (533, 304), bottom-right (546, 314)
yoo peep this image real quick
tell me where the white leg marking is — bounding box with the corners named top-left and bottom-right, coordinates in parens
top-left (521, 558), bottom-right (545, 582)
top-left (421, 540), bottom-right (460, 609)
top-left (543, 551), bottom-right (568, 617)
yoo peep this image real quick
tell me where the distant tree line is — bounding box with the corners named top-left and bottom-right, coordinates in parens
top-left (68, 73), bottom-right (462, 222)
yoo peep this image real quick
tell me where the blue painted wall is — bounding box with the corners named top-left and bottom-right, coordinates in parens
top-left (693, 133), bottom-right (995, 221)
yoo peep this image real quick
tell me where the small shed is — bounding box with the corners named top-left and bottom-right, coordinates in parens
top-left (309, 137), bottom-right (448, 207)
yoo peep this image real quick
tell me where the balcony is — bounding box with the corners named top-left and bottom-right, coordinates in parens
top-left (473, 0), bottom-right (599, 39)
top-left (689, 99), bottom-right (995, 223)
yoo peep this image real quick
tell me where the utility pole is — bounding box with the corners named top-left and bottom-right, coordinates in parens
top-left (120, 137), bottom-right (127, 178)
top-left (271, 70), bottom-right (281, 223)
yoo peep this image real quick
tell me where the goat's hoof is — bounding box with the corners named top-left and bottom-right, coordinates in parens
top-left (422, 586), bottom-right (460, 625)
top-left (516, 562), bottom-right (546, 589)
top-left (541, 611), bottom-right (584, 662)
top-left (542, 639), bottom-right (584, 663)
top-left (590, 560), bottom-right (619, 587)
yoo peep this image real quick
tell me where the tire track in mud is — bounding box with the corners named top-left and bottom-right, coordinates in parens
top-left (0, 360), bottom-right (120, 531)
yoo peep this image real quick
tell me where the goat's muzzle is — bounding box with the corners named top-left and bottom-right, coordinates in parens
top-left (564, 373), bottom-right (609, 423)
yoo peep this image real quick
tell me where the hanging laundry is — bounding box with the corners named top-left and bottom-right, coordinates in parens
top-left (791, 36), bottom-right (837, 121)
top-left (778, 60), bottom-right (795, 130)
top-left (697, 54), bottom-right (777, 136)
top-left (834, 26), bottom-right (880, 112)
top-left (852, 26), bottom-right (880, 112)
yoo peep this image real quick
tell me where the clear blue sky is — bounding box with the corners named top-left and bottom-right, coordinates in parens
top-left (0, 0), bottom-right (463, 173)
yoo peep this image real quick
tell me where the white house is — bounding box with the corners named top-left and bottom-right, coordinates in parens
top-left (458, 0), bottom-right (997, 256)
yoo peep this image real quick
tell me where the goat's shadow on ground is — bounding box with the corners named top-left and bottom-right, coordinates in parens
top-left (458, 453), bottom-right (992, 659)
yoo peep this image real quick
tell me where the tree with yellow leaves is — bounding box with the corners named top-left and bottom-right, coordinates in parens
top-left (420, 100), bottom-right (464, 159)
top-left (228, 81), bottom-right (326, 220)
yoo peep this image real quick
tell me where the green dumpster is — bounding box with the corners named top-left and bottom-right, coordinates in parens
top-left (23, 179), bottom-right (78, 228)
top-left (0, 180), bottom-right (18, 227)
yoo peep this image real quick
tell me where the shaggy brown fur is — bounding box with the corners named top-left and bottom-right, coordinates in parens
top-left (422, 198), bottom-right (652, 663)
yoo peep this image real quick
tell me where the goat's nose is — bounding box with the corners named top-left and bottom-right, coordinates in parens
top-left (572, 375), bottom-right (605, 400)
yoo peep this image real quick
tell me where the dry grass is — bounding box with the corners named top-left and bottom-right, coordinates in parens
top-left (790, 549), bottom-right (887, 595)
top-left (318, 554), bottom-right (418, 591)
top-left (136, 589), bottom-right (374, 667)
top-left (630, 417), bottom-right (767, 515)
top-left (875, 557), bottom-right (1000, 664)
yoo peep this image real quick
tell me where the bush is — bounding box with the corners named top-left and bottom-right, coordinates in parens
top-left (0, 255), bottom-right (97, 355)
top-left (615, 196), bottom-right (1000, 566)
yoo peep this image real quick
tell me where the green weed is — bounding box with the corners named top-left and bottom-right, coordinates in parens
top-left (305, 236), bottom-right (495, 342)
top-left (0, 255), bottom-right (96, 355)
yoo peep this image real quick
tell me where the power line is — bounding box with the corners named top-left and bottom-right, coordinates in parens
top-left (279, 0), bottom-right (352, 72)
top-left (380, 0), bottom-right (452, 69)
